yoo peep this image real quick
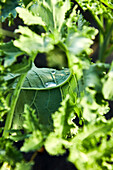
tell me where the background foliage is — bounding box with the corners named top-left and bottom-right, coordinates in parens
top-left (0, 0), bottom-right (113, 169)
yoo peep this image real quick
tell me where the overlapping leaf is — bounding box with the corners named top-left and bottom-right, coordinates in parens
top-left (0, 41), bottom-right (24, 68)
top-left (68, 118), bottom-right (113, 170)
top-left (75, 0), bottom-right (113, 18)
top-left (16, 7), bottom-right (45, 26)
top-left (45, 95), bottom-right (77, 155)
top-left (14, 26), bottom-right (54, 57)
top-left (0, 0), bottom-right (20, 21)
top-left (102, 61), bottom-right (113, 100)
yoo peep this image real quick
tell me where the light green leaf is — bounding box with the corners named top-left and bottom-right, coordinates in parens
top-left (100, 0), bottom-right (113, 9)
top-left (45, 133), bottom-right (66, 155)
top-left (45, 95), bottom-right (77, 155)
top-left (102, 61), bottom-right (113, 100)
top-left (15, 161), bottom-right (33, 170)
top-left (66, 33), bottom-right (93, 55)
top-left (23, 105), bottom-right (39, 133)
top-left (51, 95), bottom-right (77, 138)
top-left (30, 0), bottom-right (70, 32)
top-left (21, 130), bottom-right (43, 152)
top-left (76, 0), bottom-right (107, 15)
top-left (14, 26), bottom-right (54, 57)
top-left (16, 7), bottom-right (45, 26)
top-left (52, 0), bottom-right (70, 32)
top-left (31, 2), bottom-right (54, 32)
top-left (68, 118), bottom-right (113, 170)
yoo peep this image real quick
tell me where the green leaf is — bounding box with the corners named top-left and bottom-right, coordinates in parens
top-left (80, 63), bottom-right (110, 122)
top-left (16, 7), bottom-right (45, 26)
top-left (45, 95), bottom-right (78, 155)
top-left (102, 61), bottom-right (113, 100)
top-left (83, 63), bottom-right (109, 92)
top-left (66, 32), bottom-right (93, 55)
top-left (15, 161), bottom-right (33, 170)
top-left (30, 0), bottom-right (70, 32)
top-left (68, 118), bottom-right (113, 170)
top-left (21, 130), bottom-right (43, 152)
top-left (100, 0), bottom-right (113, 9)
top-left (14, 26), bottom-right (54, 57)
top-left (0, 41), bottom-right (24, 68)
top-left (0, 0), bottom-right (20, 21)
top-left (23, 104), bottom-right (39, 133)
top-left (51, 95), bottom-right (77, 138)
top-left (6, 64), bottom-right (73, 133)
top-left (45, 133), bottom-right (67, 155)
top-left (0, 138), bottom-right (23, 166)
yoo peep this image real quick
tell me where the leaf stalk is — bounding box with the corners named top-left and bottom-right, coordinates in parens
top-left (3, 73), bottom-right (27, 137)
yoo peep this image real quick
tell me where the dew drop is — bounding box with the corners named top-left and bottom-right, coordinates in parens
top-left (45, 82), bottom-right (57, 87)
top-left (51, 70), bottom-right (56, 75)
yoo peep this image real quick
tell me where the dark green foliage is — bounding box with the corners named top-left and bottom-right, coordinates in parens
top-left (0, 0), bottom-right (20, 22)
top-left (0, 0), bottom-right (113, 170)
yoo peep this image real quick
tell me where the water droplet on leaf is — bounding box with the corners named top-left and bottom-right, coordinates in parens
top-left (45, 82), bottom-right (57, 87)
top-left (51, 71), bottom-right (56, 75)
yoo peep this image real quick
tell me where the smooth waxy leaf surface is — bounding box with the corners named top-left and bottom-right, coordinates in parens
top-left (6, 64), bottom-right (76, 133)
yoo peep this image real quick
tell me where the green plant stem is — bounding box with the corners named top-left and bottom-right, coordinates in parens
top-left (104, 44), bottom-right (113, 59)
top-left (99, 22), bottom-right (113, 62)
top-left (99, 15), bottom-right (104, 62)
top-left (88, 8), bottom-right (104, 34)
top-left (0, 28), bottom-right (18, 38)
top-left (3, 73), bottom-right (27, 137)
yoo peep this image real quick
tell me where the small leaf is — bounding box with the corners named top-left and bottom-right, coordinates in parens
top-left (23, 105), bottom-right (39, 133)
top-left (21, 131), bottom-right (43, 152)
top-left (16, 7), bottom-right (45, 26)
top-left (15, 161), bottom-right (34, 170)
top-left (45, 133), bottom-right (66, 155)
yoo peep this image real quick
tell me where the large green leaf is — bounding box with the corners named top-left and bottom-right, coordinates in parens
top-left (6, 64), bottom-right (76, 133)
